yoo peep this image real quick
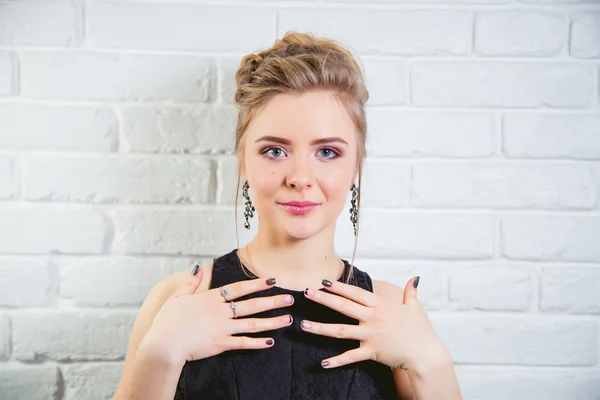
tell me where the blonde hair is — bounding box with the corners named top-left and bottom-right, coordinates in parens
top-left (233, 32), bottom-right (369, 281)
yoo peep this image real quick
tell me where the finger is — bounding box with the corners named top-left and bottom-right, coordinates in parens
top-left (299, 320), bottom-right (369, 341)
top-left (321, 279), bottom-right (379, 307)
top-left (216, 277), bottom-right (278, 302)
top-left (402, 276), bottom-right (420, 305)
top-left (320, 347), bottom-right (372, 369)
top-left (223, 335), bottom-right (276, 351)
top-left (227, 314), bottom-right (293, 335)
top-left (231, 294), bottom-right (295, 318)
top-left (170, 264), bottom-right (204, 299)
top-left (304, 288), bottom-right (370, 321)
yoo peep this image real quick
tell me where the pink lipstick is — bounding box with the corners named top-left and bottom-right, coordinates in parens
top-left (279, 201), bottom-right (319, 215)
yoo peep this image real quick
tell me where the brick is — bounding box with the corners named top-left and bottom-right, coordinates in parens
top-left (571, 13), bottom-right (600, 58)
top-left (112, 208), bottom-right (254, 256)
top-left (0, 314), bottom-right (8, 360)
top-left (354, 258), bottom-right (444, 310)
top-left (122, 106), bottom-right (235, 154)
top-left (457, 367), bottom-right (600, 400)
top-left (433, 315), bottom-right (597, 366)
top-left (0, 258), bottom-right (55, 307)
top-left (412, 163), bottom-right (597, 209)
top-left (592, 165), bottom-right (600, 208)
top-left (411, 62), bottom-right (593, 108)
top-left (361, 58), bottom-right (408, 105)
top-left (448, 266), bottom-right (533, 311)
top-left (216, 156), bottom-right (243, 205)
top-left (20, 52), bottom-right (216, 102)
top-left (367, 110), bottom-right (495, 157)
top-left (0, 1), bottom-right (80, 46)
top-left (0, 52), bottom-right (14, 95)
top-left (279, 9), bottom-right (470, 55)
top-left (87, 3), bottom-right (274, 52)
top-left (0, 365), bottom-right (59, 400)
top-left (246, 0), bottom-right (507, 1)
top-left (12, 311), bottom-right (135, 361)
top-left (0, 155), bottom-right (17, 199)
top-left (503, 114), bottom-right (600, 160)
top-left (62, 363), bottom-right (122, 400)
top-left (22, 155), bottom-right (214, 204)
top-left (218, 57), bottom-right (241, 105)
top-left (521, 0), bottom-right (600, 3)
top-left (335, 211), bottom-right (494, 259)
top-left (59, 257), bottom-right (172, 306)
top-left (361, 159), bottom-right (410, 208)
top-left (541, 267), bottom-right (600, 314)
top-left (0, 205), bottom-right (108, 255)
top-left (475, 11), bottom-right (565, 56)
top-left (501, 215), bottom-right (600, 262)
top-left (0, 104), bottom-right (118, 151)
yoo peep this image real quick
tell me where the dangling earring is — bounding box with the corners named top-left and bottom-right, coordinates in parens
top-left (349, 184), bottom-right (358, 236)
top-left (242, 180), bottom-right (255, 230)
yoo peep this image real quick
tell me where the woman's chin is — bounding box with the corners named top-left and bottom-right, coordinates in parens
top-left (281, 222), bottom-right (323, 241)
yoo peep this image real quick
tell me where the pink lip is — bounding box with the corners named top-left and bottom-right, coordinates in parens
top-left (279, 201), bottom-right (319, 215)
top-left (282, 201), bottom-right (318, 207)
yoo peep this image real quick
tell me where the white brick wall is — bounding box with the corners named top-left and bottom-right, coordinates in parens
top-left (0, 1), bottom-right (599, 399)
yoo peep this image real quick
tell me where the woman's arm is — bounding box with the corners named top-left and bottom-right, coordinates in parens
top-left (404, 349), bottom-right (462, 400)
top-left (372, 280), bottom-right (461, 400)
top-left (118, 337), bottom-right (187, 400)
top-left (113, 264), bottom-right (213, 400)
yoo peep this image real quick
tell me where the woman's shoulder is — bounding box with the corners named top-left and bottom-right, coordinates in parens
top-left (171, 248), bottom-right (241, 293)
top-left (347, 262), bottom-right (404, 301)
top-left (371, 279), bottom-right (404, 302)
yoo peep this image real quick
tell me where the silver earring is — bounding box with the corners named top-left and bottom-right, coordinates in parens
top-left (243, 180), bottom-right (255, 230)
top-left (349, 184), bottom-right (358, 236)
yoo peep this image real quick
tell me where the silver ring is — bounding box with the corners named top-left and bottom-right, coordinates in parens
top-left (230, 301), bottom-right (237, 319)
top-left (219, 286), bottom-right (229, 302)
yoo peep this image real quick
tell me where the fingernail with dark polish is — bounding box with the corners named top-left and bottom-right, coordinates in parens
top-left (266, 278), bottom-right (276, 286)
top-left (304, 288), bottom-right (309, 295)
top-left (288, 315), bottom-right (293, 324)
top-left (301, 320), bottom-right (312, 329)
top-left (322, 279), bottom-right (332, 287)
top-left (192, 265), bottom-right (200, 276)
top-left (321, 360), bottom-right (330, 368)
top-left (266, 339), bottom-right (274, 346)
top-left (413, 276), bottom-right (420, 288)
top-left (284, 295), bottom-right (294, 304)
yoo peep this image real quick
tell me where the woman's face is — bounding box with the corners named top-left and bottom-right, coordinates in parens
top-left (242, 90), bottom-right (359, 240)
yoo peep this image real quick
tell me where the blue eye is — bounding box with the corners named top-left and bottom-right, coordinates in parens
top-left (264, 147), bottom-right (286, 158)
top-left (318, 148), bottom-right (339, 159)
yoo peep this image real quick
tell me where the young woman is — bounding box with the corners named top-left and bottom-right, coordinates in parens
top-left (114, 32), bottom-right (462, 400)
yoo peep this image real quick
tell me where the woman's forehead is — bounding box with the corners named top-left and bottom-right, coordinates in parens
top-left (244, 91), bottom-right (358, 144)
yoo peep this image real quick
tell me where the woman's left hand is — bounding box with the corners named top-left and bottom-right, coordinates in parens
top-left (302, 277), bottom-right (449, 371)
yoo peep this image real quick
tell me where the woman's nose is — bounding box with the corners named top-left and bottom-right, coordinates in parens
top-left (286, 157), bottom-right (314, 190)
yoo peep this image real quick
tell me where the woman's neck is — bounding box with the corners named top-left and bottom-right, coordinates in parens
top-left (238, 226), bottom-right (345, 291)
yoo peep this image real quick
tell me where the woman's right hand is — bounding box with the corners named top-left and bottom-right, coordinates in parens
top-left (140, 266), bottom-right (294, 367)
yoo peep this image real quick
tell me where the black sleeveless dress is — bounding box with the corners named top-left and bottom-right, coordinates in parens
top-left (174, 249), bottom-right (397, 399)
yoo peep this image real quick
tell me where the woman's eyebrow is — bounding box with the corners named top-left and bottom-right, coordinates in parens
top-left (255, 135), bottom-right (349, 146)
